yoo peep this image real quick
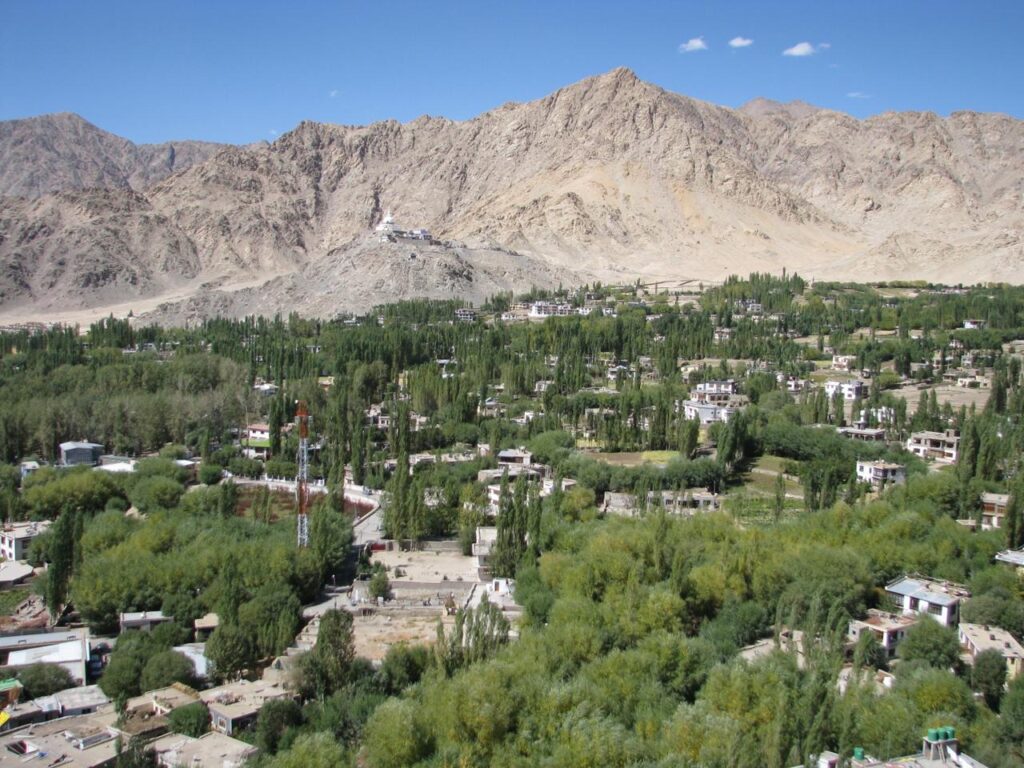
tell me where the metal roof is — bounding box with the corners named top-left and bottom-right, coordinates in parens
top-left (885, 576), bottom-right (968, 607)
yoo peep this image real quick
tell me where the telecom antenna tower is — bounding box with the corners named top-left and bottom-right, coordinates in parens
top-left (295, 400), bottom-right (310, 547)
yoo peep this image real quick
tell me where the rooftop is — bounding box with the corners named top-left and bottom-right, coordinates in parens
top-left (853, 609), bottom-right (918, 632)
top-left (149, 730), bottom-right (257, 768)
top-left (980, 492), bottom-right (1010, 506)
top-left (995, 548), bottom-right (1024, 567)
top-left (0, 520), bottom-right (51, 540)
top-left (959, 623), bottom-right (1024, 660)
top-left (886, 575), bottom-right (970, 607)
top-left (199, 680), bottom-right (290, 720)
top-left (0, 715), bottom-right (119, 768)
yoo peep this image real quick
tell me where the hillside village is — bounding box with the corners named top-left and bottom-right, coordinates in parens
top-left (0, 274), bottom-right (1023, 766)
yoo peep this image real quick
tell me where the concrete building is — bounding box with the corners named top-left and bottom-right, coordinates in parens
top-left (885, 575), bottom-right (970, 628)
top-left (907, 430), bottom-right (960, 463)
top-left (59, 441), bottom-right (104, 466)
top-left (682, 399), bottom-right (738, 424)
top-left (149, 730), bottom-right (258, 768)
top-left (119, 610), bottom-right (171, 633)
top-left (200, 680), bottom-right (292, 736)
top-left (0, 561), bottom-right (34, 590)
top-left (995, 548), bottom-right (1024, 571)
top-left (496, 448), bottom-right (532, 467)
top-left (847, 610), bottom-right (918, 658)
top-left (837, 427), bottom-right (886, 443)
top-left (0, 520), bottom-right (50, 562)
top-left (824, 380), bottom-right (866, 400)
top-left (958, 623), bottom-right (1024, 680)
top-left (472, 526), bottom-right (498, 578)
top-left (694, 379), bottom-right (740, 399)
top-left (529, 302), bottom-right (573, 318)
top-left (0, 714), bottom-right (120, 767)
top-left (454, 308), bottom-right (476, 322)
top-left (0, 628), bottom-right (90, 685)
top-left (979, 492), bottom-right (1009, 531)
top-left (832, 354), bottom-right (856, 372)
top-left (856, 460), bottom-right (906, 490)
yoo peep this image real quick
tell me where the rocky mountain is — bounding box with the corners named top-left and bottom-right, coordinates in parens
top-left (0, 113), bottom-right (226, 198)
top-left (0, 68), bottom-right (1021, 323)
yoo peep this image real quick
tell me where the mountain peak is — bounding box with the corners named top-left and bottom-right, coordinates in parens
top-left (739, 97), bottom-right (824, 120)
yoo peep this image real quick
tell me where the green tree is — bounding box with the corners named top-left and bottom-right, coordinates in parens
top-left (198, 463), bottom-right (223, 485)
top-left (129, 476), bottom-right (183, 514)
top-left (301, 609), bottom-right (356, 698)
top-left (972, 648), bottom-right (1008, 711)
top-left (362, 698), bottom-right (432, 768)
top-left (897, 618), bottom-right (960, 670)
top-left (140, 650), bottom-right (196, 692)
top-left (167, 702), bottom-right (209, 738)
top-left (267, 732), bottom-right (346, 768)
top-left (368, 569), bottom-right (391, 602)
top-left (12, 663), bottom-right (75, 698)
top-left (205, 623), bottom-right (253, 680)
top-left (256, 698), bottom-right (303, 755)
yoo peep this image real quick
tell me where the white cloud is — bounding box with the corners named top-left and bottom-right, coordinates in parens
top-left (329, 89), bottom-right (339, 99)
top-left (679, 37), bottom-right (708, 53)
top-left (783, 41), bottom-right (817, 57)
top-left (729, 36), bottom-right (753, 48)
top-left (846, 91), bottom-right (870, 99)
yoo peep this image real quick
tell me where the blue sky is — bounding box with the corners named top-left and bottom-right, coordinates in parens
top-left (1, 1), bottom-right (1021, 144)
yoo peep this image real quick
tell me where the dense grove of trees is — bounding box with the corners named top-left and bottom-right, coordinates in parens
top-left (2, 277), bottom-right (1024, 766)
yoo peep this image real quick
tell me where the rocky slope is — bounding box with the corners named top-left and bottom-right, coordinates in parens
top-left (0, 113), bottom-right (226, 198)
top-left (1, 68), bottom-right (1021, 322)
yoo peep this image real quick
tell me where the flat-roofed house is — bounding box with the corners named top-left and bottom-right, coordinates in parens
top-left (0, 628), bottom-right (90, 685)
top-left (980, 492), bottom-right (1010, 531)
top-left (0, 714), bottom-right (120, 767)
top-left (149, 730), bottom-right (258, 768)
top-left (856, 460), bottom-right (906, 490)
top-left (497, 448), bottom-right (532, 467)
top-left (906, 429), bottom-right (960, 463)
top-left (838, 427), bottom-right (886, 443)
top-left (958, 622), bottom-right (1024, 680)
top-left (848, 610), bottom-right (918, 658)
top-left (824, 380), bottom-right (866, 400)
top-left (119, 610), bottom-right (172, 633)
top-left (59, 441), bottom-right (104, 466)
top-left (200, 680), bottom-right (292, 736)
top-left (0, 561), bottom-right (34, 590)
top-left (995, 548), bottom-right (1024, 571)
top-left (885, 575), bottom-right (970, 628)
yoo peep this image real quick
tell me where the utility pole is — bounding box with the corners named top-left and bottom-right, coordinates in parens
top-left (296, 401), bottom-right (310, 547)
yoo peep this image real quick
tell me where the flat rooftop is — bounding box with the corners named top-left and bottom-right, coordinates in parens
top-left (886, 575), bottom-right (970, 606)
top-left (0, 715), bottom-right (119, 768)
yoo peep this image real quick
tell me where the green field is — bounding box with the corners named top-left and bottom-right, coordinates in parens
top-left (590, 450), bottom-right (686, 468)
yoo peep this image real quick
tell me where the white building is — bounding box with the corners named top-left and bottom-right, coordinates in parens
top-left (832, 354), bottom-right (856, 372)
top-left (958, 622), bottom-right (1024, 680)
top-left (980, 492), bottom-right (1009, 531)
top-left (824, 380), bottom-right (866, 400)
top-left (682, 400), bottom-right (737, 425)
top-left (885, 575), bottom-right (970, 628)
top-left (856, 460), bottom-right (906, 490)
top-left (529, 302), bottom-right (573, 318)
top-left (907, 429), bottom-right (960, 463)
top-left (0, 520), bottom-right (51, 562)
top-left (848, 609), bottom-right (918, 658)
